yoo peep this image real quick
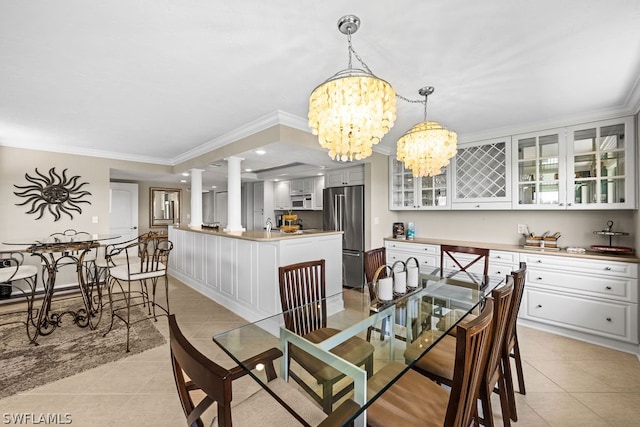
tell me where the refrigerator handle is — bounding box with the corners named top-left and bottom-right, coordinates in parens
top-left (343, 252), bottom-right (361, 257)
top-left (336, 194), bottom-right (345, 231)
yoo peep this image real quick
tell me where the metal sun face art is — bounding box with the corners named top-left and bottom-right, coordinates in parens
top-left (13, 168), bottom-right (92, 221)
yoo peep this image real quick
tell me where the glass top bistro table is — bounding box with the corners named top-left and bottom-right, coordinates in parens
top-left (2, 232), bottom-right (120, 344)
top-left (213, 268), bottom-right (504, 427)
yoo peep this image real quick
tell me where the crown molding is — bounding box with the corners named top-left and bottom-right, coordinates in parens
top-left (0, 140), bottom-right (173, 165)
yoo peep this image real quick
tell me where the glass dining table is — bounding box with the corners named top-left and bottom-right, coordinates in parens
top-left (213, 268), bottom-right (504, 427)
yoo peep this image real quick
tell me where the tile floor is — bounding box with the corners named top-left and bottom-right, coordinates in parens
top-left (1, 276), bottom-right (639, 426)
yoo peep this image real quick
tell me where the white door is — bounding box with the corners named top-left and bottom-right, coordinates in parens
top-left (215, 191), bottom-right (228, 227)
top-left (110, 182), bottom-right (139, 243)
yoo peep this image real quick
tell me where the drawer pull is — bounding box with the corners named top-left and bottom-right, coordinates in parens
top-left (606, 317), bottom-right (612, 322)
top-left (537, 260), bottom-right (542, 263)
top-left (536, 304), bottom-right (542, 308)
top-left (536, 277), bottom-right (542, 280)
top-left (496, 256), bottom-right (502, 259)
top-left (496, 271), bottom-right (502, 275)
top-left (605, 267), bottom-right (612, 271)
top-left (605, 286), bottom-right (612, 290)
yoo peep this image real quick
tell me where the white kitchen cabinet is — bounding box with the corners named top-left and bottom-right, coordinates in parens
top-left (313, 176), bottom-right (325, 210)
top-left (451, 137), bottom-right (512, 209)
top-left (389, 158), bottom-right (449, 210)
top-left (325, 165), bottom-right (365, 187)
top-left (519, 252), bottom-right (638, 348)
top-left (289, 177), bottom-right (314, 195)
top-left (385, 240), bottom-right (440, 273)
top-left (566, 116), bottom-right (636, 210)
top-left (512, 128), bottom-right (567, 209)
top-left (273, 180), bottom-right (291, 210)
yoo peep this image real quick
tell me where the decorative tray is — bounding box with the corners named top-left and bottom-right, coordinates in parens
top-left (589, 245), bottom-right (634, 254)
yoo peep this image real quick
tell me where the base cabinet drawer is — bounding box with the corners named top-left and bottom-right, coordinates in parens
top-left (386, 241), bottom-right (438, 256)
top-left (524, 288), bottom-right (638, 343)
top-left (527, 269), bottom-right (636, 302)
top-left (387, 250), bottom-right (438, 273)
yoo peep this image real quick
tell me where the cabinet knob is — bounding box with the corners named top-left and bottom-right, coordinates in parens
top-left (567, 203), bottom-right (573, 206)
top-left (605, 286), bottom-right (612, 290)
top-left (536, 304), bottom-right (542, 308)
top-left (536, 277), bottom-right (542, 280)
top-left (606, 317), bottom-right (612, 322)
top-left (496, 271), bottom-right (502, 275)
top-left (537, 260), bottom-right (542, 263)
top-left (559, 203), bottom-right (564, 206)
top-left (605, 267), bottom-right (612, 271)
top-left (496, 256), bottom-right (502, 259)
top-left (475, 204), bottom-right (480, 208)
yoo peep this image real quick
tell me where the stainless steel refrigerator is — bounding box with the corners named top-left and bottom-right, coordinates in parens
top-left (323, 185), bottom-right (365, 288)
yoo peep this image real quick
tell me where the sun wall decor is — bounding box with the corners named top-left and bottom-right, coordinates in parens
top-left (13, 167), bottom-right (92, 221)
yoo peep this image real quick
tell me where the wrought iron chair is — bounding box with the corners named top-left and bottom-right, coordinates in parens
top-left (0, 250), bottom-right (38, 342)
top-left (278, 259), bottom-right (374, 414)
top-left (367, 298), bottom-right (494, 427)
top-left (168, 314), bottom-right (360, 427)
top-left (103, 236), bottom-right (173, 352)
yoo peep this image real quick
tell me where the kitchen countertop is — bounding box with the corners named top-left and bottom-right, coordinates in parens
top-left (172, 225), bottom-right (342, 242)
top-left (384, 236), bottom-right (640, 263)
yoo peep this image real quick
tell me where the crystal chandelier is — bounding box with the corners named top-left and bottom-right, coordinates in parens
top-left (308, 15), bottom-right (396, 162)
top-left (396, 86), bottom-right (457, 177)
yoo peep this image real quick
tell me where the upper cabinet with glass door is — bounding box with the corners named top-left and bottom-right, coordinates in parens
top-left (389, 158), bottom-right (449, 210)
top-left (512, 128), bottom-right (566, 209)
top-left (566, 116), bottom-right (635, 210)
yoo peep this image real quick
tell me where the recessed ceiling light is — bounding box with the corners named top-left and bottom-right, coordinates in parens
top-left (317, 172), bottom-right (324, 176)
top-left (209, 163), bottom-right (221, 168)
top-left (211, 185), bottom-right (217, 189)
top-left (255, 150), bottom-right (266, 155)
top-left (180, 179), bottom-right (187, 183)
top-left (245, 168), bottom-right (252, 172)
top-left (181, 172), bottom-right (189, 176)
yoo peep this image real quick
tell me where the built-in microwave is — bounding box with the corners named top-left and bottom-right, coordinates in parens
top-left (291, 195), bottom-right (313, 210)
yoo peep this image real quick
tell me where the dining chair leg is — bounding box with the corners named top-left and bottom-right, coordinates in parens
top-left (502, 353), bottom-right (518, 422)
top-left (512, 333), bottom-right (526, 395)
top-left (103, 278), bottom-right (117, 338)
top-left (497, 372), bottom-right (512, 427)
top-left (125, 280), bottom-right (132, 353)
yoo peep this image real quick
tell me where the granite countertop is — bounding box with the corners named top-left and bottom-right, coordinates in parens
top-left (172, 226), bottom-right (342, 242)
top-left (384, 236), bottom-right (640, 263)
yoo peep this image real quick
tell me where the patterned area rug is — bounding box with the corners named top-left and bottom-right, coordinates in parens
top-left (0, 297), bottom-right (166, 399)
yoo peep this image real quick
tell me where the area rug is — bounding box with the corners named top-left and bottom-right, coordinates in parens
top-left (0, 298), bottom-right (166, 400)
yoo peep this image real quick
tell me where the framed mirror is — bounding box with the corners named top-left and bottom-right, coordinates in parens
top-left (150, 187), bottom-right (181, 227)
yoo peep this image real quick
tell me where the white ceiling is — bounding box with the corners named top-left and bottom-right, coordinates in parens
top-left (2, 1), bottom-right (640, 188)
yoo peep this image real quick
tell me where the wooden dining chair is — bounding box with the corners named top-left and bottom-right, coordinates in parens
top-left (407, 276), bottom-right (514, 426)
top-left (440, 244), bottom-right (490, 279)
top-left (503, 262), bottom-right (527, 422)
top-left (169, 314), bottom-right (360, 427)
top-left (278, 259), bottom-right (374, 414)
top-left (367, 298), bottom-right (494, 427)
top-left (363, 247), bottom-right (387, 341)
top-left (103, 237), bottom-right (173, 352)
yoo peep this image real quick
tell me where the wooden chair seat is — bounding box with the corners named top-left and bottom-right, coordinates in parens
top-left (291, 327), bottom-right (374, 382)
top-left (368, 362), bottom-right (450, 427)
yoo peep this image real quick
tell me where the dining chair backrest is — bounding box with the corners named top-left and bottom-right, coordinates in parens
top-left (278, 259), bottom-right (327, 336)
top-left (440, 244), bottom-right (490, 277)
top-left (484, 275), bottom-right (514, 386)
top-left (446, 297), bottom-right (494, 427)
top-left (363, 248), bottom-right (387, 301)
top-left (169, 314), bottom-right (280, 427)
top-left (504, 262), bottom-right (527, 350)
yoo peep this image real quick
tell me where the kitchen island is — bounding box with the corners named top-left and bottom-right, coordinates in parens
top-left (168, 226), bottom-right (343, 322)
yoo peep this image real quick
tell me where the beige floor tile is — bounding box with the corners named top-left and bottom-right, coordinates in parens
top-left (522, 391), bottom-right (609, 426)
top-left (526, 359), bottom-right (617, 393)
top-left (572, 392), bottom-right (640, 425)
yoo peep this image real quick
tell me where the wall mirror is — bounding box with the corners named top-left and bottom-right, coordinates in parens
top-left (150, 187), bottom-right (181, 227)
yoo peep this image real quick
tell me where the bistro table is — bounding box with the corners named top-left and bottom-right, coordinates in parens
top-left (2, 232), bottom-right (120, 344)
top-left (213, 268), bottom-right (504, 427)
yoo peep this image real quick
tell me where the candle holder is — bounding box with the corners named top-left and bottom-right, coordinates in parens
top-left (391, 260), bottom-right (407, 295)
top-left (405, 257), bottom-right (420, 289)
top-left (372, 265), bottom-right (394, 303)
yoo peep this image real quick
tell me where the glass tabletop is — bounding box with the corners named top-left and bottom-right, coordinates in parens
top-left (2, 233), bottom-right (121, 251)
top-left (213, 268), bottom-right (504, 426)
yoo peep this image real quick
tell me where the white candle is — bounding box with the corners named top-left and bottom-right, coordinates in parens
top-left (378, 277), bottom-right (393, 301)
top-left (407, 266), bottom-right (419, 287)
top-left (394, 271), bottom-right (407, 294)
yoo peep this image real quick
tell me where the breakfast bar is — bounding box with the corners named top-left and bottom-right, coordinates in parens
top-left (167, 226), bottom-right (344, 322)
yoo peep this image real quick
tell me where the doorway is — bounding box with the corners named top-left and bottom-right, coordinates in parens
top-left (110, 182), bottom-right (139, 243)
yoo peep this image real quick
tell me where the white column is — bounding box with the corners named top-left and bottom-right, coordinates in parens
top-left (224, 156), bottom-right (245, 232)
top-left (189, 168), bottom-right (204, 228)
